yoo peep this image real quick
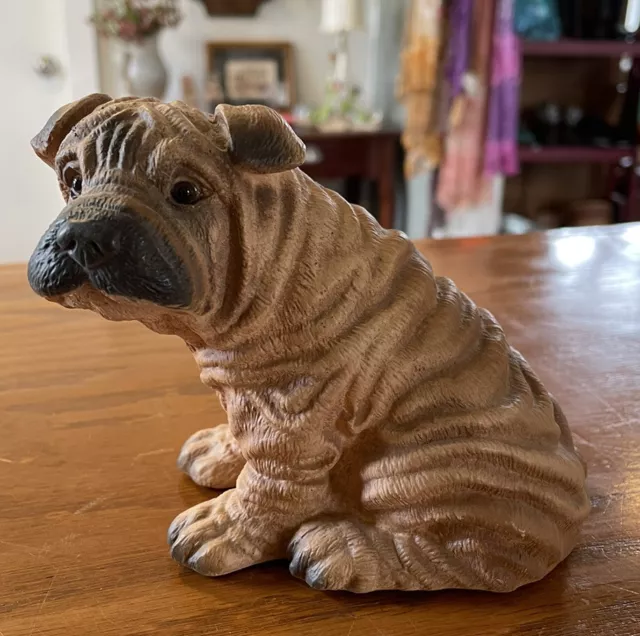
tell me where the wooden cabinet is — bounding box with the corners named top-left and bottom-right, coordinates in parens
top-left (296, 129), bottom-right (401, 229)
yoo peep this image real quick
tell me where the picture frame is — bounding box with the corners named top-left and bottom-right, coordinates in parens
top-left (205, 41), bottom-right (295, 113)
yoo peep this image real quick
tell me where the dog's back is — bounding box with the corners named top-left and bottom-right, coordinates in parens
top-left (283, 177), bottom-right (590, 592)
top-left (356, 280), bottom-right (588, 591)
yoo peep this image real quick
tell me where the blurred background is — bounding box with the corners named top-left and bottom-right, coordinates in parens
top-left (2, 0), bottom-right (640, 264)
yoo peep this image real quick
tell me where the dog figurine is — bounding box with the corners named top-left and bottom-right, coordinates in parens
top-left (28, 94), bottom-right (589, 593)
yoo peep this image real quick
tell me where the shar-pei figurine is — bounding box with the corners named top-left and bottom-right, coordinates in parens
top-left (28, 94), bottom-right (589, 593)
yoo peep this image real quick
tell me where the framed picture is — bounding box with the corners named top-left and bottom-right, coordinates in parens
top-left (205, 41), bottom-right (295, 113)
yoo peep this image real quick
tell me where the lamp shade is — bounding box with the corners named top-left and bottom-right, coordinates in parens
top-left (320, 0), bottom-right (364, 33)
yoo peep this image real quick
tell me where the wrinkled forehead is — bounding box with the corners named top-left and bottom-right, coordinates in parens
top-left (55, 98), bottom-right (228, 169)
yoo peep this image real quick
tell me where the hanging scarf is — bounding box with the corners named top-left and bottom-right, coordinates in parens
top-left (436, 0), bottom-right (495, 212)
top-left (485, 0), bottom-right (520, 176)
top-left (397, 0), bottom-right (448, 177)
top-left (446, 0), bottom-right (473, 101)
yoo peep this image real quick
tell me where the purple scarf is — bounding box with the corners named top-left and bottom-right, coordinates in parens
top-left (445, 0), bottom-right (473, 100)
top-left (485, 0), bottom-right (520, 176)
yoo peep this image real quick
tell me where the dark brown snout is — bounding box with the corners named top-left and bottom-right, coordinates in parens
top-left (28, 210), bottom-right (193, 309)
top-left (56, 220), bottom-right (121, 270)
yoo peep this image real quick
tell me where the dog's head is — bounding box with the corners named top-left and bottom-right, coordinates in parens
top-left (27, 94), bottom-right (306, 338)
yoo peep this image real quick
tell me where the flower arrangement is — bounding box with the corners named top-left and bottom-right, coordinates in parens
top-left (310, 80), bottom-right (382, 133)
top-left (90, 0), bottom-right (182, 43)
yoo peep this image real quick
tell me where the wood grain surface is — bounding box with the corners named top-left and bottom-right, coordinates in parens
top-left (1, 225), bottom-right (639, 636)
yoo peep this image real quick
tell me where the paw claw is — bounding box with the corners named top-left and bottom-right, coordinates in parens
top-left (169, 538), bottom-right (191, 564)
top-left (187, 546), bottom-right (214, 574)
top-left (167, 523), bottom-right (181, 545)
top-left (306, 566), bottom-right (328, 590)
top-left (167, 515), bottom-right (193, 546)
top-left (288, 551), bottom-right (308, 579)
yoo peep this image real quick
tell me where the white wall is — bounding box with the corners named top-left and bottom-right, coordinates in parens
top-left (0, 0), bottom-right (99, 264)
top-left (98, 0), bottom-right (370, 109)
top-left (65, 0), bottom-right (102, 100)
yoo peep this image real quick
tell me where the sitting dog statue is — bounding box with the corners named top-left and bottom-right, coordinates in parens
top-left (28, 94), bottom-right (589, 593)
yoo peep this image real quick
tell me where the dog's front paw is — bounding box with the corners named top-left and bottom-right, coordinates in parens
top-left (177, 425), bottom-right (245, 489)
top-left (168, 491), bottom-right (270, 576)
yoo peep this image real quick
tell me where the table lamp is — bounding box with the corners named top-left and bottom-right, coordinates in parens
top-left (312, 0), bottom-right (381, 131)
top-left (321, 0), bottom-right (363, 85)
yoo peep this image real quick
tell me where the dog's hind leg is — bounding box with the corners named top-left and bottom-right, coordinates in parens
top-left (287, 514), bottom-right (562, 593)
top-left (177, 425), bottom-right (245, 489)
top-left (288, 517), bottom-right (428, 592)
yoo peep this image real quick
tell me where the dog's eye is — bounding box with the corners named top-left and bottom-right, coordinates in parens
top-left (70, 175), bottom-right (83, 198)
top-left (64, 170), bottom-right (82, 199)
top-left (171, 181), bottom-right (202, 206)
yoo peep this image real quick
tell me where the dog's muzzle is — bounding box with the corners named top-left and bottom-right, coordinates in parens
top-left (55, 218), bottom-right (121, 270)
top-left (28, 211), bottom-right (192, 308)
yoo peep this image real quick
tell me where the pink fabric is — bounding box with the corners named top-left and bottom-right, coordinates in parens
top-left (436, 0), bottom-right (495, 212)
top-left (484, 140), bottom-right (519, 175)
top-left (490, 34), bottom-right (520, 85)
top-left (485, 0), bottom-right (520, 176)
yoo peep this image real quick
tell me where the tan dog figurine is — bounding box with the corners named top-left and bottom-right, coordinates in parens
top-left (28, 94), bottom-right (589, 593)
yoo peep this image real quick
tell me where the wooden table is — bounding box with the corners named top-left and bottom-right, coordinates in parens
top-left (296, 129), bottom-right (400, 229)
top-left (1, 225), bottom-right (639, 635)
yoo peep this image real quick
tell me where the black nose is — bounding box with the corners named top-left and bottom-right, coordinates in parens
top-left (56, 220), bottom-right (120, 269)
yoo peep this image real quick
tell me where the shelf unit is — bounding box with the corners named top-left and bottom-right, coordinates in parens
top-left (519, 38), bottom-right (640, 223)
top-left (518, 145), bottom-right (634, 164)
top-left (521, 38), bottom-right (640, 58)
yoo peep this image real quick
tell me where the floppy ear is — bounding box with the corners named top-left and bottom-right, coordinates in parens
top-left (31, 93), bottom-right (112, 168)
top-left (213, 104), bottom-right (306, 174)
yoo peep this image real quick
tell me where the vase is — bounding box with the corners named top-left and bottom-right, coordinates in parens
top-left (123, 34), bottom-right (168, 99)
